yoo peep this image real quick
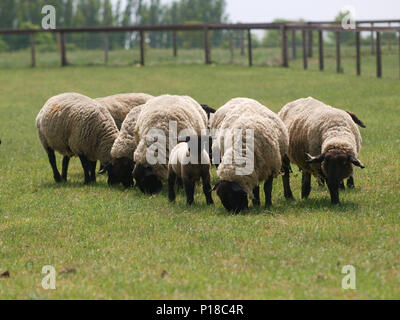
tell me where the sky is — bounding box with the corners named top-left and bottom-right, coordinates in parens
top-left (116, 0), bottom-right (400, 23)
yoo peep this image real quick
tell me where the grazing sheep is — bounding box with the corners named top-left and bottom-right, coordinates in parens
top-left (36, 92), bottom-right (118, 184)
top-left (133, 95), bottom-right (208, 194)
top-left (278, 97), bottom-right (365, 204)
top-left (105, 104), bottom-right (146, 187)
top-left (211, 98), bottom-right (289, 212)
top-left (95, 93), bottom-right (153, 129)
top-left (168, 136), bottom-right (213, 205)
top-left (317, 110), bottom-right (366, 189)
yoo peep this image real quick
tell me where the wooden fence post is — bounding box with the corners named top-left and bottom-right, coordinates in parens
top-left (388, 23), bottom-right (392, 51)
top-left (104, 32), bottom-right (109, 65)
top-left (240, 30), bottom-right (245, 56)
top-left (308, 29), bottom-right (313, 58)
top-left (60, 32), bottom-right (67, 67)
top-left (281, 25), bottom-right (288, 67)
top-left (376, 32), bottom-right (382, 78)
top-left (292, 29), bottom-right (297, 59)
top-left (371, 22), bottom-right (375, 55)
top-left (140, 30), bottom-right (145, 66)
top-left (228, 29), bottom-right (233, 63)
top-left (356, 31), bottom-right (361, 76)
top-left (302, 30), bottom-right (307, 69)
top-left (172, 31), bottom-right (177, 57)
top-left (318, 30), bottom-right (323, 71)
top-left (336, 31), bottom-right (341, 73)
top-left (30, 32), bottom-right (36, 68)
top-left (247, 29), bottom-right (252, 67)
top-left (204, 26), bottom-right (211, 64)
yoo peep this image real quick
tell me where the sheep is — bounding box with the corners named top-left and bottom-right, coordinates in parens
top-left (36, 92), bottom-right (119, 184)
top-left (168, 136), bottom-right (213, 205)
top-left (95, 93), bottom-right (153, 129)
top-left (104, 104), bottom-right (146, 187)
top-left (278, 97), bottom-right (365, 204)
top-left (316, 110), bottom-right (366, 189)
top-left (211, 98), bottom-right (290, 212)
top-left (132, 95), bottom-right (208, 194)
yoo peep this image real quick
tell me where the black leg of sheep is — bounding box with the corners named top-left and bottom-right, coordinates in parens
top-left (89, 161), bottom-right (97, 183)
top-left (61, 156), bottom-right (70, 182)
top-left (168, 170), bottom-right (177, 202)
top-left (202, 171), bottom-right (214, 205)
top-left (79, 155), bottom-right (92, 185)
top-left (347, 176), bottom-right (355, 188)
top-left (301, 172), bottom-right (311, 199)
top-left (264, 176), bottom-right (274, 207)
top-left (47, 148), bottom-right (62, 183)
top-left (252, 186), bottom-right (260, 207)
top-left (282, 156), bottom-right (294, 200)
top-left (184, 179), bottom-right (195, 205)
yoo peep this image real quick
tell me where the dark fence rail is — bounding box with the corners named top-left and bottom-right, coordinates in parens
top-left (0, 20), bottom-right (399, 79)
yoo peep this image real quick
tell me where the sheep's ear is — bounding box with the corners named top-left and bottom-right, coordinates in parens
top-left (346, 111), bottom-right (366, 128)
top-left (212, 181), bottom-right (221, 192)
top-left (349, 155), bottom-right (365, 169)
top-left (305, 153), bottom-right (325, 164)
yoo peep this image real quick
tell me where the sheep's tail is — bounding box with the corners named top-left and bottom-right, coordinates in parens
top-left (346, 111), bottom-right (366, 128)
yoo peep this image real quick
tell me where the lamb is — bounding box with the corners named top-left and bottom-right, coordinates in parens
top-left (211, 98), bottom-right (290, 212)
top-left (168, 136), bottom-right (213, 205)
top-left (95, 93), bottom-right (153, 129)
top-left (278, 97), bottom-right (365, 204)
top-left (36, 92), bottom-right (119, 184)
top-left (132, 95), bottom-right (208, 194)
top-left (104, 104), bottom-right (146, 187)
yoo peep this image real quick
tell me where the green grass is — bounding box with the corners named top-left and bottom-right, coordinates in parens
top-left (0, 64), bottom-right (399, 299)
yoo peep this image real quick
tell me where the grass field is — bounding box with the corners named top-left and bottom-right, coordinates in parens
top-left (0, 63), bottom-right (399, 299)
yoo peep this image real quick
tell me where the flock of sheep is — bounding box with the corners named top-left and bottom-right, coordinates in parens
top-left (36, 92), bottom-right (366, 212)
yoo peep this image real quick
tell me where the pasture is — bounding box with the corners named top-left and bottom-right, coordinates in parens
top-left (0, 64), bottom-right (399, 299)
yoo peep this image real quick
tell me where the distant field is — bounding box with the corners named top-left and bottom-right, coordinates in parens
top-left (0, 64), bottom-right (399, 299)
top-left (0, 44), bottom-right (399, 79)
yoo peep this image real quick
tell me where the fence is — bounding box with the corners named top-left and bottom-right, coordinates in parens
top-left (0, 21), bottom-right (399, 79)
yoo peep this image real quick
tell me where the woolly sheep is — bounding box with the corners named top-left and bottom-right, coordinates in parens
top-left (168, 136), bottom-right (213, 205)
top-left (211, 98), bottom-right (289, 212)
top-left (132, 95), bottom-right (208, 194)
top-left (316, 110), bottom-right (366, 190)
top-left (36, 92), bottom-right (118, 184)
top-left (95, 93), bottom-right (153, 129)
top-left (105, 104), bottom-right (146, 187)
top-left (278, 97), bottom-right (365, 204)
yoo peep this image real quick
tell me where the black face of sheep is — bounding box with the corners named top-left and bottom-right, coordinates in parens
top-left (132, 164), bottom-right (163, 195)
top-left (106, 157), bottom-right (135, 188)
top-left (306, 150), bottom-right (365, 204)
top-left (213, 180), bottom-right (248, 213)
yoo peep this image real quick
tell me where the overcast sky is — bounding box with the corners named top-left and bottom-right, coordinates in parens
top-left (116, 0), bottom-right (400, 22)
